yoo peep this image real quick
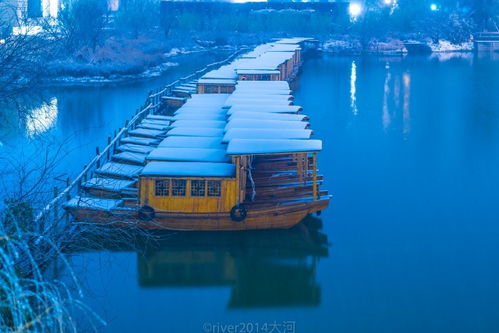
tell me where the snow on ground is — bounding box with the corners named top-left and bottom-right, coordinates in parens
top-left (321, 37), bottom-right (473, 54)
top-left (321, 39), bottom-right (362, 54)
top-left (429, 40), bottom-right (473, 52)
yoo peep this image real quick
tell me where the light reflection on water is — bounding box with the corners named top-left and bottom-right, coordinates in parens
top-left (402, 71), bottom-right (411, 136)
top-left (382, 63), bottom-right (391, 130)
top-left (350, 60), bottom-right (358, 115)
top-left (25, 97), bottom-right (58, 138)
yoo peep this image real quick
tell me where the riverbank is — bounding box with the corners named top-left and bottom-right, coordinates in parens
top-left (43, 33), bottom-right (475, 86)
top-left (320, 36), bottom-right (473, 55)
top-left (42, 33), bottom-right (244, 86)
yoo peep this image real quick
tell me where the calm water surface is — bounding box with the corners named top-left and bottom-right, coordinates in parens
top-left (5, 52), bottom-right (499, 332)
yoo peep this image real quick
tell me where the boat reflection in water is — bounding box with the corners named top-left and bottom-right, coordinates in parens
top-left (138, 215), bottom-right (329, 308)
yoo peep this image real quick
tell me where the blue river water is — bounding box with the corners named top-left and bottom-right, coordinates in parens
top-left (3, 51), bottom-right (499, 332)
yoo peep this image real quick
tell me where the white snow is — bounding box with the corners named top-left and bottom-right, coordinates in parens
top-left (82, 177), bottom-right (135, 191)
top-left (64, 196), bottom-right (122, 211)
top-left (225, 119), bottom-right (309, 131)
top-left (229, 112), bottom-right (306, 121)
top-left (167, 127), bottom-right (225, 137)
top-left (141, 161), bottom-right (235, 177)
top-left (171, 120), bottom-right (226, 129)
top-left (429, 40), bottom-right (473, 52)
top-left (227, 104), bottom-right (302, 114)
top-left (147, 147), bottom-right (229, 163)
top-left (117, 144), bottom-right (155, 154)
top-left (159, 136), bottom-right (224, 149)
top-left (227, 139), bottom-right (322, 155)
top-left (95, 162), bottom-right (143, 178)
top-left (223, 129), bottom-right (312, 143)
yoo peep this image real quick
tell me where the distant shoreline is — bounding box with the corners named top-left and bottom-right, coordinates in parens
top-left (38, 35), bottom-right (475, 87)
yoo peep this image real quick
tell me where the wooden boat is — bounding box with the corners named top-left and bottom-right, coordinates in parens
top-left (64, 39), bottom-right (330, 231)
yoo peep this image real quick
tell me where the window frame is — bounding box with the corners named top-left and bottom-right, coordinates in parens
top-left (152, 178), bottom-right (223, 198)
top-left (171, 179), bottom-right (187, 197)
top-left (154, 179), bottom-right (170, 196)
top-left (190, 179), bottom-right (207, 197)
top-left (207, 180), bottom-right (222, 197)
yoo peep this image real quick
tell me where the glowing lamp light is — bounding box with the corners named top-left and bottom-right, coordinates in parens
top-left (349, 3), bottom-right (363, 18)
top-left (430, 3), bottom-right (438, 11)
top-left (384, 0), bottom-right (392, 5)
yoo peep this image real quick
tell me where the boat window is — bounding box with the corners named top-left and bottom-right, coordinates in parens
top-left (191, 180), bottom-right (206, 197)
top-left (220, 85), bottom-right (233, 94)
top-left (155, 179), bottom-right (169, 196)
top-left (172, 179), bottom-right (186, 196)
top-left (207, 180), bottom-right (221, 197)
top-left (205, 85), bottom-right (219, 93)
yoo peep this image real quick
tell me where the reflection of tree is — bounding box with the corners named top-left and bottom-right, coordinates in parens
top-left (137, 216), bottom-right (329, 309)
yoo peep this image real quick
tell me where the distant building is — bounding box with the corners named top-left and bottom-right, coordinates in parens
top-left (5, 0), bottom-right (122, 21)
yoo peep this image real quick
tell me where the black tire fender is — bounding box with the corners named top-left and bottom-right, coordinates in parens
top-left (230, 204), bottom-right (247, 222)
top-left (138, 205), bottom-right (155, 221)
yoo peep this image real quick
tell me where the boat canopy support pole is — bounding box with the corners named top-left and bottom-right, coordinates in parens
top-left (312, 152), bottom-right (317, 201)
top-left (236, 156), bottom-right (241, 204)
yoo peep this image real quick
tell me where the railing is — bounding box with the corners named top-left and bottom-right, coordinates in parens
top-left (34, 47), bottom-right (249, 225)
top-left (474, 32), bottom-right (499, 41)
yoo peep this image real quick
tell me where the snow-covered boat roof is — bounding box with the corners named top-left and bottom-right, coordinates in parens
top-left (230, 87), bottom-right (291, 95)
top-left (167, 127), bottom-right (225, 137)
top-left (229, 112), bottom-right (307, 121)
top-left (241, 43), bottom-right (274, 58)
top-left (235, 52), bottom-right (296, 71)
top-left (231, 88), bottom-right (291, 95)
top-left (198, 78), bottom-right (237, 85)
top-left (224, 97), bottom-right (293, 108)
top-left (198, 39), bottom-right (300, 83)
top-left (223, 129), bottom-right (312, 143)
top-left (235, 80), bottom-right (290, 90)
top-left (227, 139), bottom-right (322, 155)
top-left (136, 40), bottom-right (320, 174)
top-left (225, 119), bottom-right (309, 131)
top-left (236, 69), bottom-right (281, 75)
top-left (174, 109), bottom-right (226, 116)
top-left (159, 136), bottom-right (224, 149)
top-left (273, 37), bottom-right (313, 44)
top-left (171, 120), bottom-right (226, 129)
top-left (173, 113), bottom-right (226, 121)
top-left (225, 94), bottom-right (293, 105)
top-left (141, 161), bottom-right (236, 178)
top-left (147, 147), bottom-right (229, 163)
top-left (267, 44), bottom-right (301, 52)
top-left (227, 104), bottom-right (302, 114)
top-left (188, 94), bottom-right (230, 103)
top-left (64, 197), bottom-right (122, 211)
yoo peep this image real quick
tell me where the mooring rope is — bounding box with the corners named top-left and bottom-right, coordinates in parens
top-left (247, 155), bottom-right (256, 202)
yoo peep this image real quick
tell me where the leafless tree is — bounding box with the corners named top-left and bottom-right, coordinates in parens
top-left (57, 0), bottom-right (109, 52)
top-left (0, 2), bottom-right (56, 108)
top-left (115, 0), bottom-right (161, 38)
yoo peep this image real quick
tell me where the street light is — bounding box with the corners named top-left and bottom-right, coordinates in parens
top-left (349, 3), bottom-right (363, 18)
top-left (430, 3), bottom-right (439, 11)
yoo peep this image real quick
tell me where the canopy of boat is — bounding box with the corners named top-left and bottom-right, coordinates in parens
top-left (142, 161), bottom-right (236, 177)
top-left (227, 139), bottom-right (322, 155)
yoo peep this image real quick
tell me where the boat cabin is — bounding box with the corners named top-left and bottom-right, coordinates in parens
top-left (139, 161), bottom-right (238, 213)
top-left (197, 78), bottom-right (236, 94)
top-left (138, 138), bottom-right (322, 216)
